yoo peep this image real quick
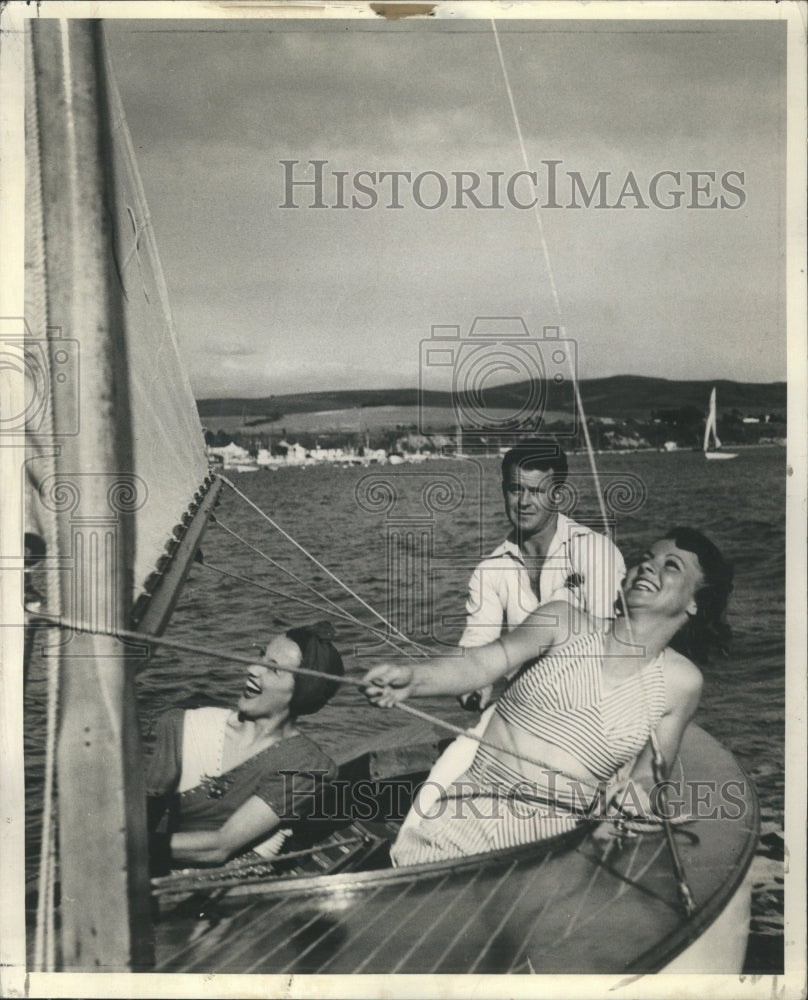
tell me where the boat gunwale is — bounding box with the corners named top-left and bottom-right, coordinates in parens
top-left (625, 749), bottom-right (760, 972)
top-left (158, 726), bottom-right (759, 922)
top-left (158, 810), bottom-right (593, 903)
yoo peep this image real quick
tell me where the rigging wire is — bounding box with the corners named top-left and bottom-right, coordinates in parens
top-left (201, 557), bottom-right (421, 656)
top-left (490, 19), bottom-right (612, 548)
top-left (210, 516), bottom-right (426, 661)
top-left (491, 18), bottom-right (693, 914)
top-left (218, 474), bottom-right (428, 656)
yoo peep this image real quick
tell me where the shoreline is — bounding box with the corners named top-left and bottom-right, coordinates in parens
top-left (213, 439), bottom-right (787, 474)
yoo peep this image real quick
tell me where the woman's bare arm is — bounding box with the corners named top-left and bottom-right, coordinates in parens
top-left (629, 651), bottom-right (703, 793)
top-left (169, 795), bottom-right (281, 866)
top-left (363, 602), bottom-right (576, 704)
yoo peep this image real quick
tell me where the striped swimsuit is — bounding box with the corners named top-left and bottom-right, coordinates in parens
top-left (391, 631), bottom-right (667, 866)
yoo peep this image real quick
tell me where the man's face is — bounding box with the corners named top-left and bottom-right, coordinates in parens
top-left (502, 466), bottom-right (558, 540)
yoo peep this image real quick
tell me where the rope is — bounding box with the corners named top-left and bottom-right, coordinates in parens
top-left (490, 20), bottom-right (611, 543)
top-left (490, 19), bottom-right (636, 641)
top-left (30, 609), bottom-right (700, 851)
top-left (210, 518), bottom-right (425, 661)
top-left (491, 20), bottom-right (697, 909)
top-left (27, 609), bottom-right (604, 796)
top-left (649, 728), bottom-right (696, 915)
top-left (218, 474), bottom-right (426, 656)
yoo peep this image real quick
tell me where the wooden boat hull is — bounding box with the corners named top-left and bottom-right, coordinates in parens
top-left (152, 723), bottom-right (758, 974)
top-left (660, 872), bottom-right (751, 972)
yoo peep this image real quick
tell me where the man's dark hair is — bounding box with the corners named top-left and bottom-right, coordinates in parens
top-left (664, 526), bottom-right (734, 664)
top-left (501, 438), bottom-right (568, 486)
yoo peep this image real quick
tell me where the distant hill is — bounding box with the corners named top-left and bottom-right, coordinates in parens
top-left (197, 376), bottom-right (786, 422)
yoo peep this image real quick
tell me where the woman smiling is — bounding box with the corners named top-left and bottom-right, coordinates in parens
top-left (363, 527), bottom-right (733, 865)
top-left (146, 623), bottom-right (343, 871)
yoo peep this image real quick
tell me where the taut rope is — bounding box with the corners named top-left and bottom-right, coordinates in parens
top-left (491, 19), bottom-right (692, 912)
top-left (490, 19), bottom-right (612, 548)
top-left (27, 609), bottom-right (604, 797)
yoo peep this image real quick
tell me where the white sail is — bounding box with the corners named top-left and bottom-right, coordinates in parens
top-left (703, 387), bottom-right (721, 451)
top-left (25, 24), bottom-right (212, 609)
top-left (24, 20), bottom-right (221, 969)
top-left (703, 387), bottom-right (737, 460)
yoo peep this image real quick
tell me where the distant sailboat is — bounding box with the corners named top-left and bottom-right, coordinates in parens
top-left (703, 387), bottom-right (737, 460)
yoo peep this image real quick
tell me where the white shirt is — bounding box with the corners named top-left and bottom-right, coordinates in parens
top-left (458, 513), bottom-right (626, 650)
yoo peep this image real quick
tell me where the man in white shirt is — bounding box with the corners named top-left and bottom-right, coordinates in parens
top-left (458, 439), bottom-right (626, 709)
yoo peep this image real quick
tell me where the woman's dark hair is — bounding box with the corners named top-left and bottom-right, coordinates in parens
top-left (501, 438), bottom-right (568, 486)
top-left (664, 526), bottom-right (734, 663)
top-left (285, 621), bottom-right (344, 717)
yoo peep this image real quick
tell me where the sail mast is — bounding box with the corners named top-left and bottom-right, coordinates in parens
top-left (30, 20), bottom-right (152, 969)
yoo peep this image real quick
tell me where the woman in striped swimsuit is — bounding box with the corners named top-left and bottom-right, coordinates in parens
top-left (362, 527), bottom-right (732, 866)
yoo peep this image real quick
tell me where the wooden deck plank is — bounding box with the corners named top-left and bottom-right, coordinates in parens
top-left (156, 894), bottom-right (293, 972)
top-left (467, 852), bottom-right (555, 974)
top-left (252, 885), bottom-right (390, 975)
top-left (500, 847), bottom-right (598, 972)
top-left (513, 837), bottom-right (683, 973)
top-left (426, 860), bottom-right (519, 973)
top-left (311, 878), bottom-right (419, 974)
top-left (155, 896), bottom-right (264, 970)
top-left (349, 875), bottom-right (453, 974)
top-left (388, 867), bottom-right (487, 973)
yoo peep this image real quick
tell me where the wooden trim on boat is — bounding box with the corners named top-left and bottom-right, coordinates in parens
top-left (627, 752), bottom-right (760, 972)
top-left (190, 821), bottom-right (594, 900)
top-left (130, 474), bottom-right (223, 637)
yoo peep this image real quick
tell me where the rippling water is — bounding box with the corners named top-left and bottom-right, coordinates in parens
top-left (24, 446), bottom-right (785, 972)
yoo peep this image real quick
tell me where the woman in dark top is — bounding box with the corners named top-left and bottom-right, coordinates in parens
top-left (147, 623), bottom-right (343, 869)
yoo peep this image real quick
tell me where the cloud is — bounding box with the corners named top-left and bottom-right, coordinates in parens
top-left (105, 15), bottom-right (787, 396)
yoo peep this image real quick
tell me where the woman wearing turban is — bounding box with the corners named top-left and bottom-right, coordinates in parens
top-left (146, 623), bottom-right (344, 871)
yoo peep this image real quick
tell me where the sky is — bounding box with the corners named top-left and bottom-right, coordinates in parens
top-left (104, 10), bottom-right (787, 398)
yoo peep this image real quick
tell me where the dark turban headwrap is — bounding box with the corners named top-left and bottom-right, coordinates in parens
top-left (285, 621), bottom-right (344, 717)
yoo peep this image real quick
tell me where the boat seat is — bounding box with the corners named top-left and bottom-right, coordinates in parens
top-left (322, 835), bottom-right (391, 874)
